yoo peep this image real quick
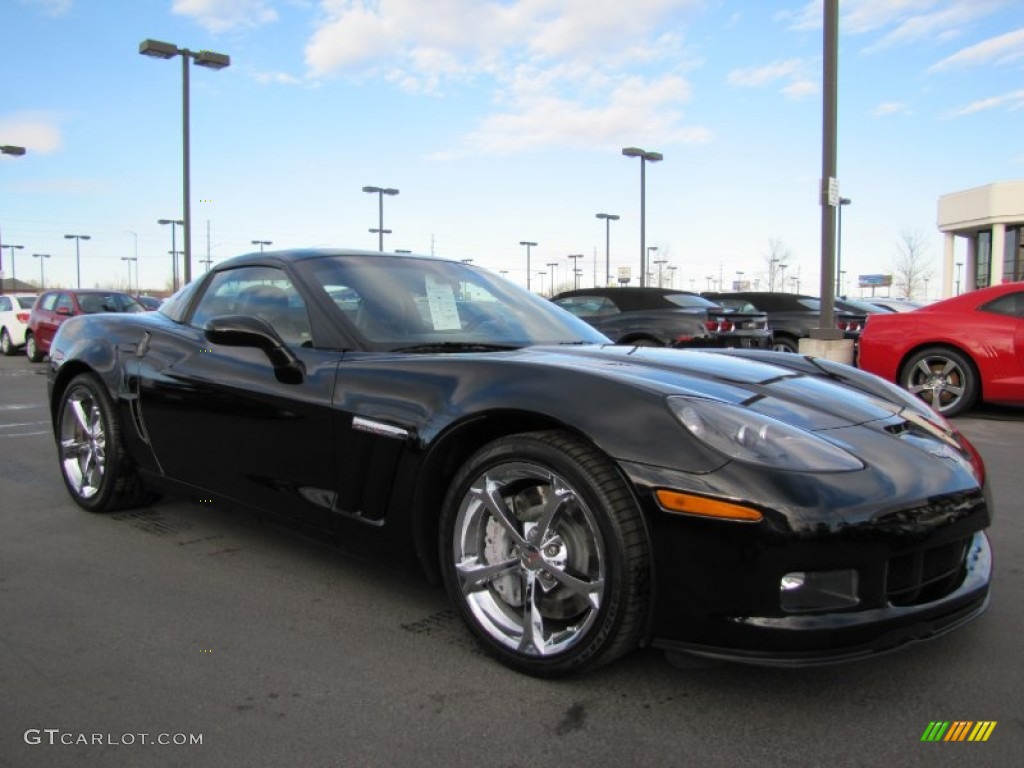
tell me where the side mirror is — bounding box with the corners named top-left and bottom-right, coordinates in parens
top-left (204, 315), bottom-right (305, 384)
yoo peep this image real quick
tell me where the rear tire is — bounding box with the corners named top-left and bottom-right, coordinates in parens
top-left (25, 333), bottom-right (44, 362)
top-left (0, 328), bottom-right (15, 356)
top-left (56, 373), bottom-right (158, 512)
top-left (440, 430), bottom-right (650, 677)
top-left (771, 336), bottom-right (799, 353)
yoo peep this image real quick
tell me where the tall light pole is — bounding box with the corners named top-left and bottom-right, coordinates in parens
top-left (735, 270), bottom-right (744, 291)
top-left (32, 253), bottom-right (50, 290)
top-left (595, 213), bottom-right (619, 287)
top-left (546, 261), bottom-right (559, 295)
top-left (158, 219), bottom-right (184, 291)
top-left (520, 241), bottom-right (537, 291)
top-left (64, 233), bottom-right (91, 289)
top-left (0, 146), bottom-right (25, 293)
top-left (646, 246), bottom-right (658, 286)
top-left (537, 271), bottom-right (547, 296)
top-left (835, 197), bottom-right (851, 295)
top-left (362, 186), bottom-right (399, 251)
top-left (2, 244), bottom-right (23, 293)
top-left (655, 259), bottom-right (668, 287)
top-left (251, 239), bottom-right (272, 253)
top-left (139, 39), bottom-right (230, 287)
top-left (122, 257), bottom-right (138, 293)
top-left (621, 146), bottom-right (663, 287)
top-left (568, 254), bottom-right (584, 289)
top-left (779, 263), bottom-right (788, 292)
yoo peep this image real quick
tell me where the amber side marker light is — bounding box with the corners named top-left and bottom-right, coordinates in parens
top-left (656, 490), bottom-right (763, 522)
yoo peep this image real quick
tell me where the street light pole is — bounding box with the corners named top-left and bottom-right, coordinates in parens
top-left (139, 39), bottom-right (230, 287)
top-left (2, 244), bottom-right (23, 293)
top-left (251, 239), bottom-right (272, 253)
top-left (595, 213), bottom-right (619, 287)
top-left (735, 270), bottom-right (744, 291)
top-left (835, 197), bottom-right (851, 295)
top-left (520, 241), bottom-right (537, 291)
top-left (122, 257), bottom-right (138, 293)
top-left (32, 253), bottom-right (50, 290)
top-left (158, 219), bottom-right (184, 291)
top-left (362, 186), bottom-right (399, 251)
top-left (64, 233), bottom-right (91, 289)
top-left (568, 254), bottom-right (584, 290)
top-left (546, 262), bottom-right (559, 295)
top-left (646, 246), bottom-right (658, 286)
top-left (621, 147), bottom-right (663, 287)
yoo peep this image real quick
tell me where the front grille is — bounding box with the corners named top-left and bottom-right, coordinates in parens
top-left (886, 538), bottom-right (969, 607)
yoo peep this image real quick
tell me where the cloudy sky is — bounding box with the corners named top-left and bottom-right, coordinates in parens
top-left (2, 0), bottom-right (1022, 295)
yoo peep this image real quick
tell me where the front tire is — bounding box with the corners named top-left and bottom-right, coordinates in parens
top-left (56, 373), bottom-right (157, 512)
top-left (900, 346), bottom-right (978, 417)
top-left (25, 333), bottom-right (44, 362)
top-left (440, 431), bottom-right (650, 677)
top-left (771, 336), bottom-right (799, 353)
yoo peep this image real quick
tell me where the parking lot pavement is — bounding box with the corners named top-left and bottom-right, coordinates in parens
top-left (1, 352), bottom-right (1021, 768)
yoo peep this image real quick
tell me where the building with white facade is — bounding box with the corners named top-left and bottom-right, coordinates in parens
top-left (937, 180), bottom-right (1024, 297)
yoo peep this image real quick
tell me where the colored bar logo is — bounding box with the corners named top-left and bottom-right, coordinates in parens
top-left (921, 721), bottom-right (997, 742)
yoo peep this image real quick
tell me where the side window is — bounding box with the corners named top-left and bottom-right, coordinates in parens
top-left (0, 297), bottom-right (10, 312)
top-left (40, 293), bottom-right (58, 311)
top-left (553, 296), bottom-right (618, 318)
top-left (981, 292), bottom-right (1024, 319)
top-left (55, 293), bottom-right (74, 313)
top-left (189, 266), bottom-right (312, 347)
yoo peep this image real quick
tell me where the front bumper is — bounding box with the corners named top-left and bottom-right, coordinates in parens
top-left (654, 531), bottom-right (991, 666)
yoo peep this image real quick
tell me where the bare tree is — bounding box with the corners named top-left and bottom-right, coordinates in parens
top-left (763, 238), bottom-right (793, 292)
top-left (892, 228), bottom-right (935, 299)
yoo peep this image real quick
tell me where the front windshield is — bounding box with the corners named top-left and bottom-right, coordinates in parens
top-left (301, 254), bottom-right (609, 348)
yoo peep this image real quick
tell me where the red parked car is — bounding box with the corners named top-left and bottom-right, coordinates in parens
top-left (26, 289), bottom-right (144, 362)
top-left (857, 282), bottom-right (1024, 416)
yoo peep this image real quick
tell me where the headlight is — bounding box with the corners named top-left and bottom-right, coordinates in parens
top-left (668, 396), bottom-right (864, 472)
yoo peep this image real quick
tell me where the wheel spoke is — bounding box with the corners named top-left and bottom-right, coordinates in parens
top-left (473, 474), bottom-right (528, 548)
top-left (455, 557), bottom-right (519, 595)
top-left (543, 566), bottom-right (603, 608)
top-left (70, 397), bottom-right (92, 434)
top-left (518, 572), bottom-right (547, 656)
top-left (534, 476), bottom-right (571, 543)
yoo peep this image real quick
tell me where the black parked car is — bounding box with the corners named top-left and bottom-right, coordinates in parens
top-left (46, 249), bottom-right (991, 676)
top-left (551, 287), bottom-right (771, 349)
top-left (703, 291), bottom-right (867, 353)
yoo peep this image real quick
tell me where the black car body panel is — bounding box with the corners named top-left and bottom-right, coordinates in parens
top-left (46, 249), bottom-right (991, 670)
top-left (553, 287), bottom-right (771, 349)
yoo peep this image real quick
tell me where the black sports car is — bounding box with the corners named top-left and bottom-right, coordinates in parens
top-left (551, 287), bottom-right (772, 349)
top-left (46, 249), bottom-right (992, 677)
top-left (703, 291), bottom-right (867, 353)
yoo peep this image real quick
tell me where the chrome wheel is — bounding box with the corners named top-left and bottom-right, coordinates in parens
top-left (54, 373), bottom-right (158, 512)
top-left (452, 461), bottom-right (606, 657)
top-left (59, 384), bottom-right (107, 500)
top-left (441, 431), bottom-right (649, 676)
top-left (26, 333), bottom-right (43, 362)
top-left (901, 346), bottom-right (978, 417)
top-left (0, 329), bottom-right (12, 356)
top-left (772, 337), bottom-right (798, 353)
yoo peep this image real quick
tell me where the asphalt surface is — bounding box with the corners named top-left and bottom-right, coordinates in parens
top-left (1, 351), bottom-right (1021, 768)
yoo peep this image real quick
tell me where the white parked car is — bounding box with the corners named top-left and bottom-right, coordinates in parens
top-left (0, 293), bottom-right (38, 355)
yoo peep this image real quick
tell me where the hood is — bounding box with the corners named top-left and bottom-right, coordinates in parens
top-left (521, 344), bottom-right (912, 432)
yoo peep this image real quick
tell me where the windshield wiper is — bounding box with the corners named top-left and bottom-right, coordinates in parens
top-left (389, 342), bottom-right (522, 353)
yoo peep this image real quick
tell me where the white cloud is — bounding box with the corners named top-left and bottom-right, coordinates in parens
top-left (727, 60), bottom-right (803, 88)
top-left (172, 0), bottom-right (279, 33)
top-left (0, 112), bottom-right (63, 154)
top-left (928, 27), bottom-right (1024, 71)
top-left (870, 101), bottom-right (910, 116)
top-left (303, 0), bottom-right (706, 154)
top-left (20, 0), bottom-right (72, 16)
top-left (781, 80), bottom-right (818, 100)
top-left (946, 89), bottom-right (1024, 117)
top-left (253, 71), bottom-right (303, 85)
